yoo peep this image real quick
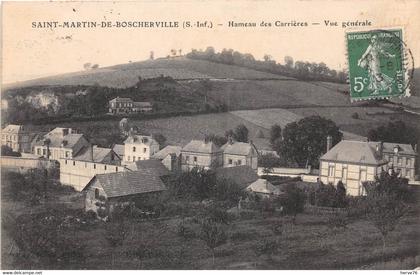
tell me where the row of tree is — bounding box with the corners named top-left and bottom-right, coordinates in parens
top-left (186, 47), bottom-right (347, 83)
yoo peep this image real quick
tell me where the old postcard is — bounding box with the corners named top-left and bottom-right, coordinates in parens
top-left (1, 0), bottom-right (419, 272)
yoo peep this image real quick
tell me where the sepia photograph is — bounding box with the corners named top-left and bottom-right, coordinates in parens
top-left (1, 0), bottom-right (419, 272)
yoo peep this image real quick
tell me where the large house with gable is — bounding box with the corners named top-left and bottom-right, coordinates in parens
top-left (1, 124), bottom-right (32, 153)
top-left (221, 141), bottom-right (258, 170)
top-left (181, 140), bottom-right (223, 171)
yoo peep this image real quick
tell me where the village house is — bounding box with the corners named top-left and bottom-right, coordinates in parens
top-left (221, 141), bottom-right (258, 170)
top-left (379, 142), bottom-right (417, 180)
top-left (112, 144), bottom-right (125, 160)
top-left (151, 145), bottom-right (182, 171)
top-left (82, 170), bottom-right (167, 217)
top-left (246, 178), bottom-right (283, 198)
top-left (1, 124), bottom-right (32, 153)
top-left (215, 165), bottom-right (259, 190)
top-left (125, 159), bottom-right (172, 178)
top-left (59, 146), bottom-right (124, 191)
top-left (108, 97), bottom-right (153, 115)
top-left (319, 138), bottom-right (389, 196)
top-left (33, 127), bottom-right (90, 161)
top-left (123, 134), bottom-right (160, 163)
top-left (181, 140), bottom-right (223, 171)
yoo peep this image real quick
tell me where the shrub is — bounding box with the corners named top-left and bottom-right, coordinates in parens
top-left (351, 112), bottom-right (359, 119)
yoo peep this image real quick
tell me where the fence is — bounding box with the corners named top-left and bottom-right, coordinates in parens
top-left (0, 156), bottom-right (54, 172)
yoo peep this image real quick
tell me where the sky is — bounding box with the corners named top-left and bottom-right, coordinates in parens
top-left (2, 0), bottom-right (420, 84)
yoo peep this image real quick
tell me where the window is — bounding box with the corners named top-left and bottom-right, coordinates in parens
top-left (397, 157), bottom-right (402, 165)
top-left (193, 156), bottom-right (197, 162)
top-left (133, 156), bottom-right (136, 162)
top-left (93, 164), bottom-right (96, 169)
top-left (95, 188), bottom-right (99, 199)
top-left (65, 160), bottom-right (68, 165)
top-left (65, 151), bottom-right (70, 158)
top-left (237, 160), bottom-right (242, 165)
top-left (37, 148), bottom-right (41, 155)
top-left (85, 162), bottom-right (87, 168)
top-left (116, 167), bottom-right (118, 172)
top-left (133, 146), bottom-right (136, 152)
top-left (73, 161), bottom-right (76, 166)
top-left (143, 148), bottom-right (147, 153)
top-left (186, 156), bottom-right (190, 162)
top-left (228, 159), bottom-right (233, 165)
top-left (328, 166), bottom-right (334, 177)
top-left (104, 165), bottom-right (107, 170)
top-left (406, 158), bottom-right (410, 166)
top-left (43, 149), bottom-right (46, 155)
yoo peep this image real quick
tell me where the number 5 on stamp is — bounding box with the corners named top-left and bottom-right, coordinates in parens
top-left (346, 29), bottom-right (409, 102)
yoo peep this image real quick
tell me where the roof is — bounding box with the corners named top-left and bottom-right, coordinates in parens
top-left (124, 134), bottom-right (157, 145)
top-left (381, 142), bottom-right (416, 156)
top-left (133, 102), bottom-right (152, 107)
top-left (252, 138), bottom-right (272, 151)
top-left (152, 145), bottom-right (182, 160)
top-left (247, 179), bottom-right (283, 195)
top-left (126, 159), bottom-right (171, 177)
top-left (2, 124), bottom-right (26, 133)
top-left (222, 142), bottom-right (254, 156)
top-left (320, 140), bottom-right (388, 166)
top-left (34, 130), bottom-right (86, 149)
top-left (182, 140), bottom-right (223, 154)
top-left (109, 97), bottom-right (133, 103)
top-left (112, 144), bottom-right (125, 158)
top-left (215, 166), bottom-right (259, 189)
top-left (84, 170), bottom-right (166, 198)
top-left (74, 146), bottom-right (120, 164)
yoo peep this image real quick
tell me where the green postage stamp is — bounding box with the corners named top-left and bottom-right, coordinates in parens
top-left (346, 29), bottom-right (411, 102)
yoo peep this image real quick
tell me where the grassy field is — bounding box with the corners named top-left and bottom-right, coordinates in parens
top-left (2, 185), bottom-right (419, 270)
top-left (4, 57), bottom-right (290, 89)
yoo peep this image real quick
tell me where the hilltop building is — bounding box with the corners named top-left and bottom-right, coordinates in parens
top-left (181, 140), bottom-right (223, 171)
top-left (33, 127), bottom-right (90, 160)
top-left (1, 124), bottom-right (32, 153)
top-left (108, 97), bottom-right (152, 115)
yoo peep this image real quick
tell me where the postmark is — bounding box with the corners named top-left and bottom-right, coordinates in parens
top-left (346, 28), bottom-right (412, 102)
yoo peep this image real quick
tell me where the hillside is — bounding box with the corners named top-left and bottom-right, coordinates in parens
top-left (3, 57), bottom-right (291, 89)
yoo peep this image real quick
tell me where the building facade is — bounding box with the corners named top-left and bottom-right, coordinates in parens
top-left (33, 127), bottom-right (90, 161)
top-left (123, 134), bottom-right (160, 163)
top-left (108, 97), bottom-right (153, 115)
top-left (1, 124), bottom-right (32, 153)
top-left (221, 141), bottom-right (258, 170)
top-left (319, 140), bottom-right (389, 196)
top-left (181, 140), bottom-right (223, 171)
top-left (380, 142), bottom-right (417, 180)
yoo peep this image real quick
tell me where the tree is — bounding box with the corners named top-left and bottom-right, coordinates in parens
top-left (269, 124), bottom-right (282, 146)
top-left (204, 133), bottom-right (227, 147)
top-left (1, 145), bottom-right (21, 157)
top-left (263, 54), bottom-right (272, 62)
top-left (274, 116), bottom-right (342, 168)
top-left (367, 121), bottom-right (417, 146)
top-left (199, 219), bottom-right (227, 266)
top-left (284, 56), bottom-right (294, 68)
top-left (259, 153), bottom-right (279, 175)
top-left (280, 184), bottom-right (306, 224)
top-left (233, 124), bottom-right (249, 143)
top-left (336, 181), bottom-right (347, 208)
top-left (153, 133), bottom-right (167, 148)
top-left (105, 219), bottom-right (130, 267)
top-left (362, 171), bottom-right (410, 253)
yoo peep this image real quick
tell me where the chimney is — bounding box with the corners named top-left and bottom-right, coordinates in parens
top-left (376, 141), bottom-right (383, 158)
top-left (326, 136), bottom-right (332, 152)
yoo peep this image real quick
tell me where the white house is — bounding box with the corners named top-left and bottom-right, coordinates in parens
top-left (1, 124), bottom-right (32, 153)
top-left (379, 142), bottom-right (417, 180)
top-left (181, 140), bottom-right (223, 171)
top-left (123, 134), bottom-right (160, 163)
top-left (33, 127), bottom-right (90, 161)
top-left (221, 141), bottom-right (258, 170)
top-left (319, 140), bottom-right (389, 196)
